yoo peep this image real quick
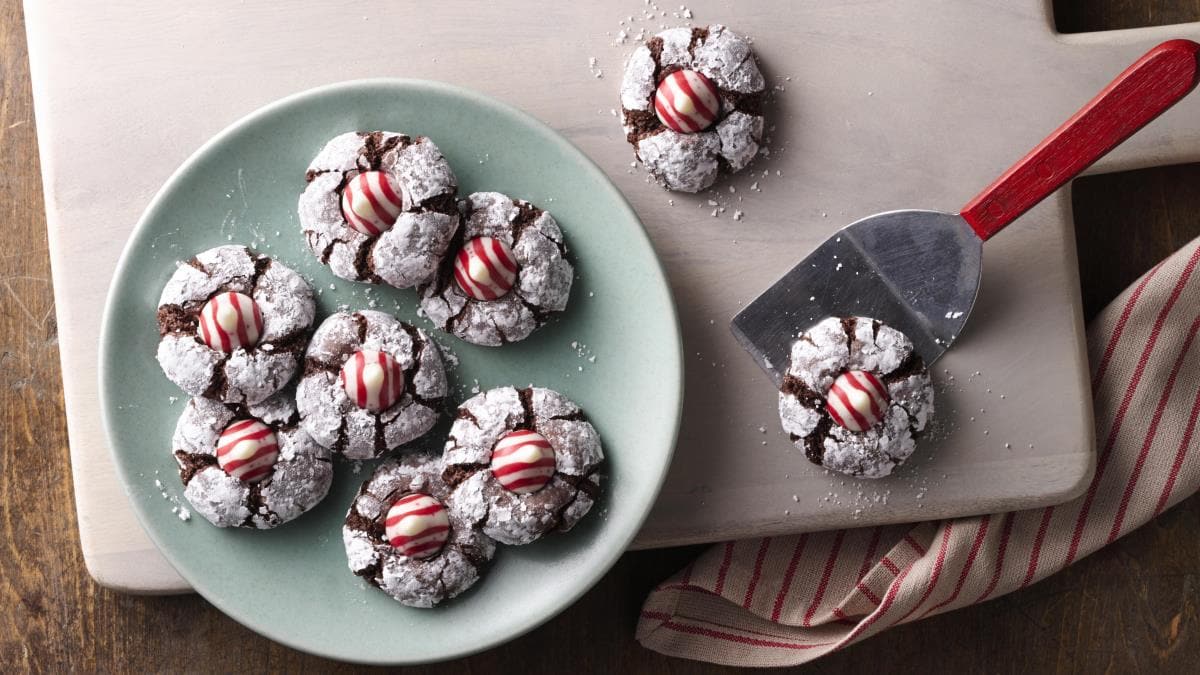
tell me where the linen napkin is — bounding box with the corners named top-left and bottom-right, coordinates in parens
top-left (637, 236), bottom-right (1200, 667)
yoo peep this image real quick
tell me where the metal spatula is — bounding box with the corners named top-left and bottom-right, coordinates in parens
top-left (732, 39), bottom-right (1200, 385)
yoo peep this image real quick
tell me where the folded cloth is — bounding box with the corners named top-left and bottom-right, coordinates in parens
top-left (637, 237), bottom-right (1200, 667)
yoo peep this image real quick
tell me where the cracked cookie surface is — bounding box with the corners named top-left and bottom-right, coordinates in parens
top-left (156, 245), bottom-right (315, 405)
top-left (299, 131), bottom-right (461, 288)
top-left (173, 391), bottom-right (332, 528)
top-left (778, 316), bottom-right (935, 479)
top-left (419, 192), bottom-right (573, 346)
top-left (443, 386), bottom-right (603, 545)
top-left (296, 310), bottom-right (447, 459)
top-left (619, 24), bottom-right (766, 192)
top-left (343, 453), bottom-right (496, 608)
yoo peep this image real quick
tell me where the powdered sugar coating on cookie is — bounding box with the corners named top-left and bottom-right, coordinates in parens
top-left (778, 317), bottom-right (935, 479)
top-left (299, 131), bottom-right (460, 288)
top-left (343, 454), bottom-right (496, 608)
top-left (443, 386), bottom-right (603, 545)
top-left (420, 192), bottom-right (573, 346)
top-left (296, 310), bottom-right (447, 459)
top-left (156, 245), bottom-right (315, 405)
top-left (620, 24), bottom-right (766, 192)
top-left (172, 392), bottom-right (332, 529)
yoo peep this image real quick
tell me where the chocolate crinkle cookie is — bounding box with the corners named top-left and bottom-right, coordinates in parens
top-left (620, 24), bottom-right (766, 192)
top-left (296, 310), bottom-right (447, 459)
top-left (343, 453), bottom-right (496, 608)
top-left (156, 245), bottom-right (316, 405)
top-left (299, 131), bottom-right (460, 288)
top-left (442, 386), bottom-right (602, 545)
top-left (778, 317), bottom-right (935, 479)
top-left (172, 391), bottom-right (333, 529)
top-left (419, 192), bottom-right (573, 346)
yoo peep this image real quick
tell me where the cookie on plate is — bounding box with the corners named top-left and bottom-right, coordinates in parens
top-left (778, 316), bottom-right (935, 479)
top-left (172, 391), bottom-right (332, 528)
top-left (298, 131), bottom-right (460, 288)
top-left (619, 24), bottom-right (766, 192)
top-left (443, 386), bottom-right (602, 545)
top-left (296, 310), bottom-right (447, 459)
top-left (343, 453), bottom-right (497, 608)
top-left (419, 192), bottom-right (573, 346)
top-left (156, 245), bottom-right (315, 405)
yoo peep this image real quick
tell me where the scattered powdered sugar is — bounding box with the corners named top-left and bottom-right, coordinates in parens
top-left (153, 477), bottom-right (192, 524)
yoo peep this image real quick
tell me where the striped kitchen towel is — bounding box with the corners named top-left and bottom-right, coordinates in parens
top-left (637, 236), bottom-right (1200, 667)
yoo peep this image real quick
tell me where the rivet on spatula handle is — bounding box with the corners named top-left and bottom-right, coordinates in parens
top-left (961, 39), bottom-right (1200, 241)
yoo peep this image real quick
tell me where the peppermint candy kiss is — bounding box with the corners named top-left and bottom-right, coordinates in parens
top-left (491, 430), bottom-right (556, 494)
top-left (216, 419), bottom-right (279, 483)
top-left (825, 370), bottom-right (890, 432)
top-left (339, 349), bottom-right (405, 412)
top-left (385, 493), bottom-right (450, 559)
top-left (341, 171), bottom-right (403, 237)
top-left (654, 69), bottom-right (721, 133)
top-left (198, 291), bottom-right (263, 352)
top-left (454, 236), bottom-right (518, 301)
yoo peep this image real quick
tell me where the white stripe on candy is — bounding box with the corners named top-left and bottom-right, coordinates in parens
top-left (198, 291), bottom-right (263, 353)
top-left (216, 419), bottom-right (279, 483)
top-left (491, 430), bottom-right (556, 494)
top-left (385, 493), bottom-right (450, 559)
top-left (454, 236), bottom-right (519, 301)
top-left (339, 349), bottom-right (405, 413)
top-left (341, 171), bottom-right (403, 237)
top-left (825, 370), bottom-right (890, 432)
top-left (654, 69), bottom-right (721, 133)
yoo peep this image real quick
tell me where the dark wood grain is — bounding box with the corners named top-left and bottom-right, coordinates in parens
top-left (2, 1), bottom-right (1200, 672)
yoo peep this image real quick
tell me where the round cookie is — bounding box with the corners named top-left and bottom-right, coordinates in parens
top-left (172, 391), bottom-right (332, 529)
top-left (619, 24), bottom-right (766, 192)
top-left (343, 453), bottom-right (496, 608)
top-left (443, 386), bottom-right (603, 545)
top-left (419, 192), bottom-right (573, 346)
top-left (778, 316), bottom-right (935, 479)
top-left (299, 131), bottom-right (461, 288)
top-left (296, 310), bottom-right (447, 459)
top-left (156, 245), bottom-right (316, 405)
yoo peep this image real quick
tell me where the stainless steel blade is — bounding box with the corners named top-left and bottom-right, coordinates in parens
top-left (731, 210), bottom-right (982, 386)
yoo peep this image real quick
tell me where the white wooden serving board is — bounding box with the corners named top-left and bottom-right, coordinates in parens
top-left (25, 0), bottom-right (1200, 593)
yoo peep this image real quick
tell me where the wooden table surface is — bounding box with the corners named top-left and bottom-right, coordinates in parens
top-left (3, 1), bottom-right (1200, 672)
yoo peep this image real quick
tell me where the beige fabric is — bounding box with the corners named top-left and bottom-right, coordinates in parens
top-left (638, 238), bottom-right (1200, 667)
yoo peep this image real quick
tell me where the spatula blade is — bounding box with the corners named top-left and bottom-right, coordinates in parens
top-left (731, 209), bottom-right (981, 385)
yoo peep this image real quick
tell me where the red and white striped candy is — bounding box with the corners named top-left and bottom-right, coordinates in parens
top-left (825, 370), bottom-right (891, 432)
top-left (198, 291), bottom-right (263, 352)
top-left (491, 430), bottom-right (556, 494)
top-left (340, 171), bottom-right (403, 237)
top-left (453, 236), bottom-right (519, 301)
top-left (339, 349), bottom-right (405, 412)
top-left (654, 69), bottom-right (721, 133)
top-left (216, 419), bottom-right (279, 483)
top-left (385, 493), bottom-right (450, 559)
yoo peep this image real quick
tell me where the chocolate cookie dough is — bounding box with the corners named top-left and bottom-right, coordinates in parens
top-left (156, 245), bottom-right (315, 405)
top-left (172, 391), bottom-right (332, 529)
top-left (296, 310), bottom-right (447, 459)
top-left (443, 386), bottom-right (602, 545)
top-left (620, 24), bottom-right (766, 192)
top-left (419, 192), bottom-right (573, 346)
top-left (299, 131), bottom-right (460, 288)
top-left (343, 453), bottom-right (496, 608)
top-left (778, 316), bottom-right (935, 479)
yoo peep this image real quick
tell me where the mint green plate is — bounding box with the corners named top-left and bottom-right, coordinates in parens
top-left (99, 80), bottom-right (682, 664)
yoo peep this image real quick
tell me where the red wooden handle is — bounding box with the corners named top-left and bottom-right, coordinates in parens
top-left (961, 39), bottom-right (1200, 241)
